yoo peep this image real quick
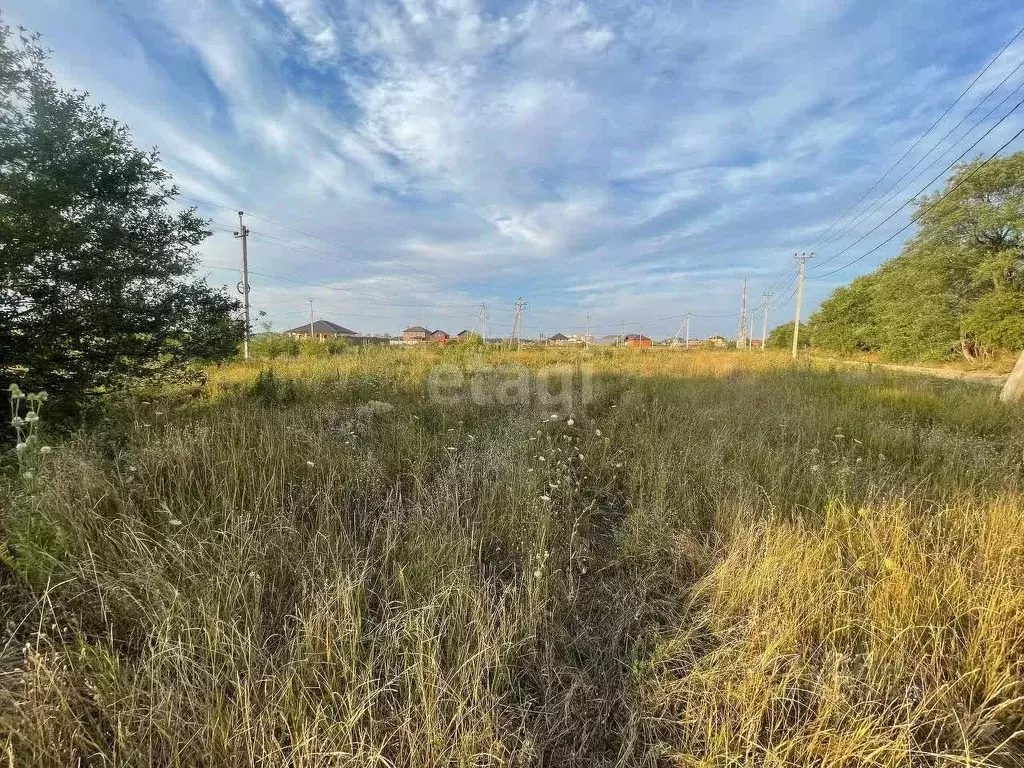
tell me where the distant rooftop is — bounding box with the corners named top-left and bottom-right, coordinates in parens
top-left (285, 320), bottom-right (356, 335)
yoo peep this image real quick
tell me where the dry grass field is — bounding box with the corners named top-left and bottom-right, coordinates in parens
top-left (2, 346), bottom-right (1023, 766)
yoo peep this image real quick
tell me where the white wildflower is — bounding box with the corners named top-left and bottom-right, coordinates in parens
top-left (15, 442), bottom-right (27, 453)
top-left (40, 446), bottom-right (52, 454)
top-left (22, 471), bottom-right (33, 480)
top-left (306, 460), bottom-right (315, 467)
top-left (578, 454), bottom-right (584, 460)
top-left (169, 519), bottom-right (182, 527)
top-left (614, 462), bottom-right (622, 468)
top-left (10, 416), bottom-right (24, 427)
top-left (594, 429), bottom-right (602, 436)
top-left (810, 464), bottom-right (820, 472)
top-left (538, 456), bottom-right (545, 461)
top-left (550, 413), bottom-right (559, 420)
top-left (533, 569), bottom-right (542, 578)
top-left (24, 412), bottom-right (39, 423)
top-left (567, 418), bottom-right (574, 426)
top-left (540, 495), bottom-right (551, 502)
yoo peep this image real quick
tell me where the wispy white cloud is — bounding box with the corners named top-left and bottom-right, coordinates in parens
top-left (4, 0), bottom-right (1023, 338)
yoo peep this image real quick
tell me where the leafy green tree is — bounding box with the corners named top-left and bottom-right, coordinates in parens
top-left (0, 22), bottom-right (242, 412)
top-left (809, 152), bottom-right (1024, 362)
top-left (808, 275), bottom-right (878, 354)
top-left (766, 321), bottom-right (808, 350)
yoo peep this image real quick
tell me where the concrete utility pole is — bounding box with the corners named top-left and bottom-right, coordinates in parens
top-left (510, 297), bottom-right (525, 350)
top-left (671, 311), bottom-right (692, 348)
top-left (747, 312), bottom-right (754, 350)
top-left (618, 320), bottom-right (625, 347)
top-left (308, 297), bottom-right (315, 337)
top-left (761, 292), bottom-right (772, 352)
top-left (792, 252), bottom-right (814, 360)
top-left (233, 212), bottom-right (251, 360)
top-left (1001, 352), bottom-right (1024, 401)
top-left (737, 278), bottom-right (748, 348)
top-left (474, 302), bottom-right (489, 341)
top-left (584, 311), bottom-right (591, 346)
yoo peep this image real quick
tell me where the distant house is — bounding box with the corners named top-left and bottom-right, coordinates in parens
top-left (403, 326), bottom-right (429, 342)
top-left (286, 320), bottom-right (357, 341)
top-left (429, 329), bottom-right (450, 342)
top-left (548, 332), bottom-right (570, 345)
top-left (707, 334), bottom-right (728, 348)
top-left (624, 334), bottom-right (653, 348)
top-left (457, 329), bottom-right (472, 338)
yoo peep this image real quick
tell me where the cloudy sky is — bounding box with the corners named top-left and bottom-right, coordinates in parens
top-left (5, 0), bottom-right (1023, 338)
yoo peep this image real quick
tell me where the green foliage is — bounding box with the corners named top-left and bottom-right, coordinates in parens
top-left (249, 333), bottom-right (301, 359)
top-left (298, 337), bottom-right (353, 357)
top-left (765, 321), bottom-right (808, 350)
top-left (247, 369), bottom-right (297, 404)
top-left (0, 22), bottom-right (243, 414)
top-left (457, 332), bottom-right (485, 348)
top-left (809, 152), bottom-right (1024, 361)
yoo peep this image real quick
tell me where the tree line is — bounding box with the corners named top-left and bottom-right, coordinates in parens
top-left (780, 153), bottom-right (1024, 362)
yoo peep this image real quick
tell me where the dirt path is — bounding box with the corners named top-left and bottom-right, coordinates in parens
top-left (811, 356), bottom-right (1008, 387)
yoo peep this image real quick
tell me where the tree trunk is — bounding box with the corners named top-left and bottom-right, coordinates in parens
top-left (960, 324), bottom-right (975, 361)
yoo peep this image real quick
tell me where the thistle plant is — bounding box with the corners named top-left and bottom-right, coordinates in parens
top-left (8, 383), bottom-right (50, 481)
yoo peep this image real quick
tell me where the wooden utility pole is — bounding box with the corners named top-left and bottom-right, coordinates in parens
top-left (584, 311), bottom-right (591, 346)
top-left (792, 252), bottom-right (814, 359)
top-left (761, 292), bottom-right (772, 352)
top-left (234, 212), bottom-right (251, 359)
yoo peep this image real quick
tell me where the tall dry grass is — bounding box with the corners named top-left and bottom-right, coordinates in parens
top-left (1, 347), bottom-right (1022, 766)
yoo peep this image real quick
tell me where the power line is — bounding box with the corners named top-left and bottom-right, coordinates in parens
top-left (815, 63), bottom-right (1024, 263)
top-left (199, 262), bottom-right (480, 310)
top-left (805, 23), bottom-right (1024, 252)
top-left (813, 122), bottom-right (1024, 279)
top-left (810, 94), bottom-right (1024, 275)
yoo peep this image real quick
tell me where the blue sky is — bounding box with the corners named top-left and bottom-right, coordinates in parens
top-left (5, 0), bottom-right (1024, 338)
